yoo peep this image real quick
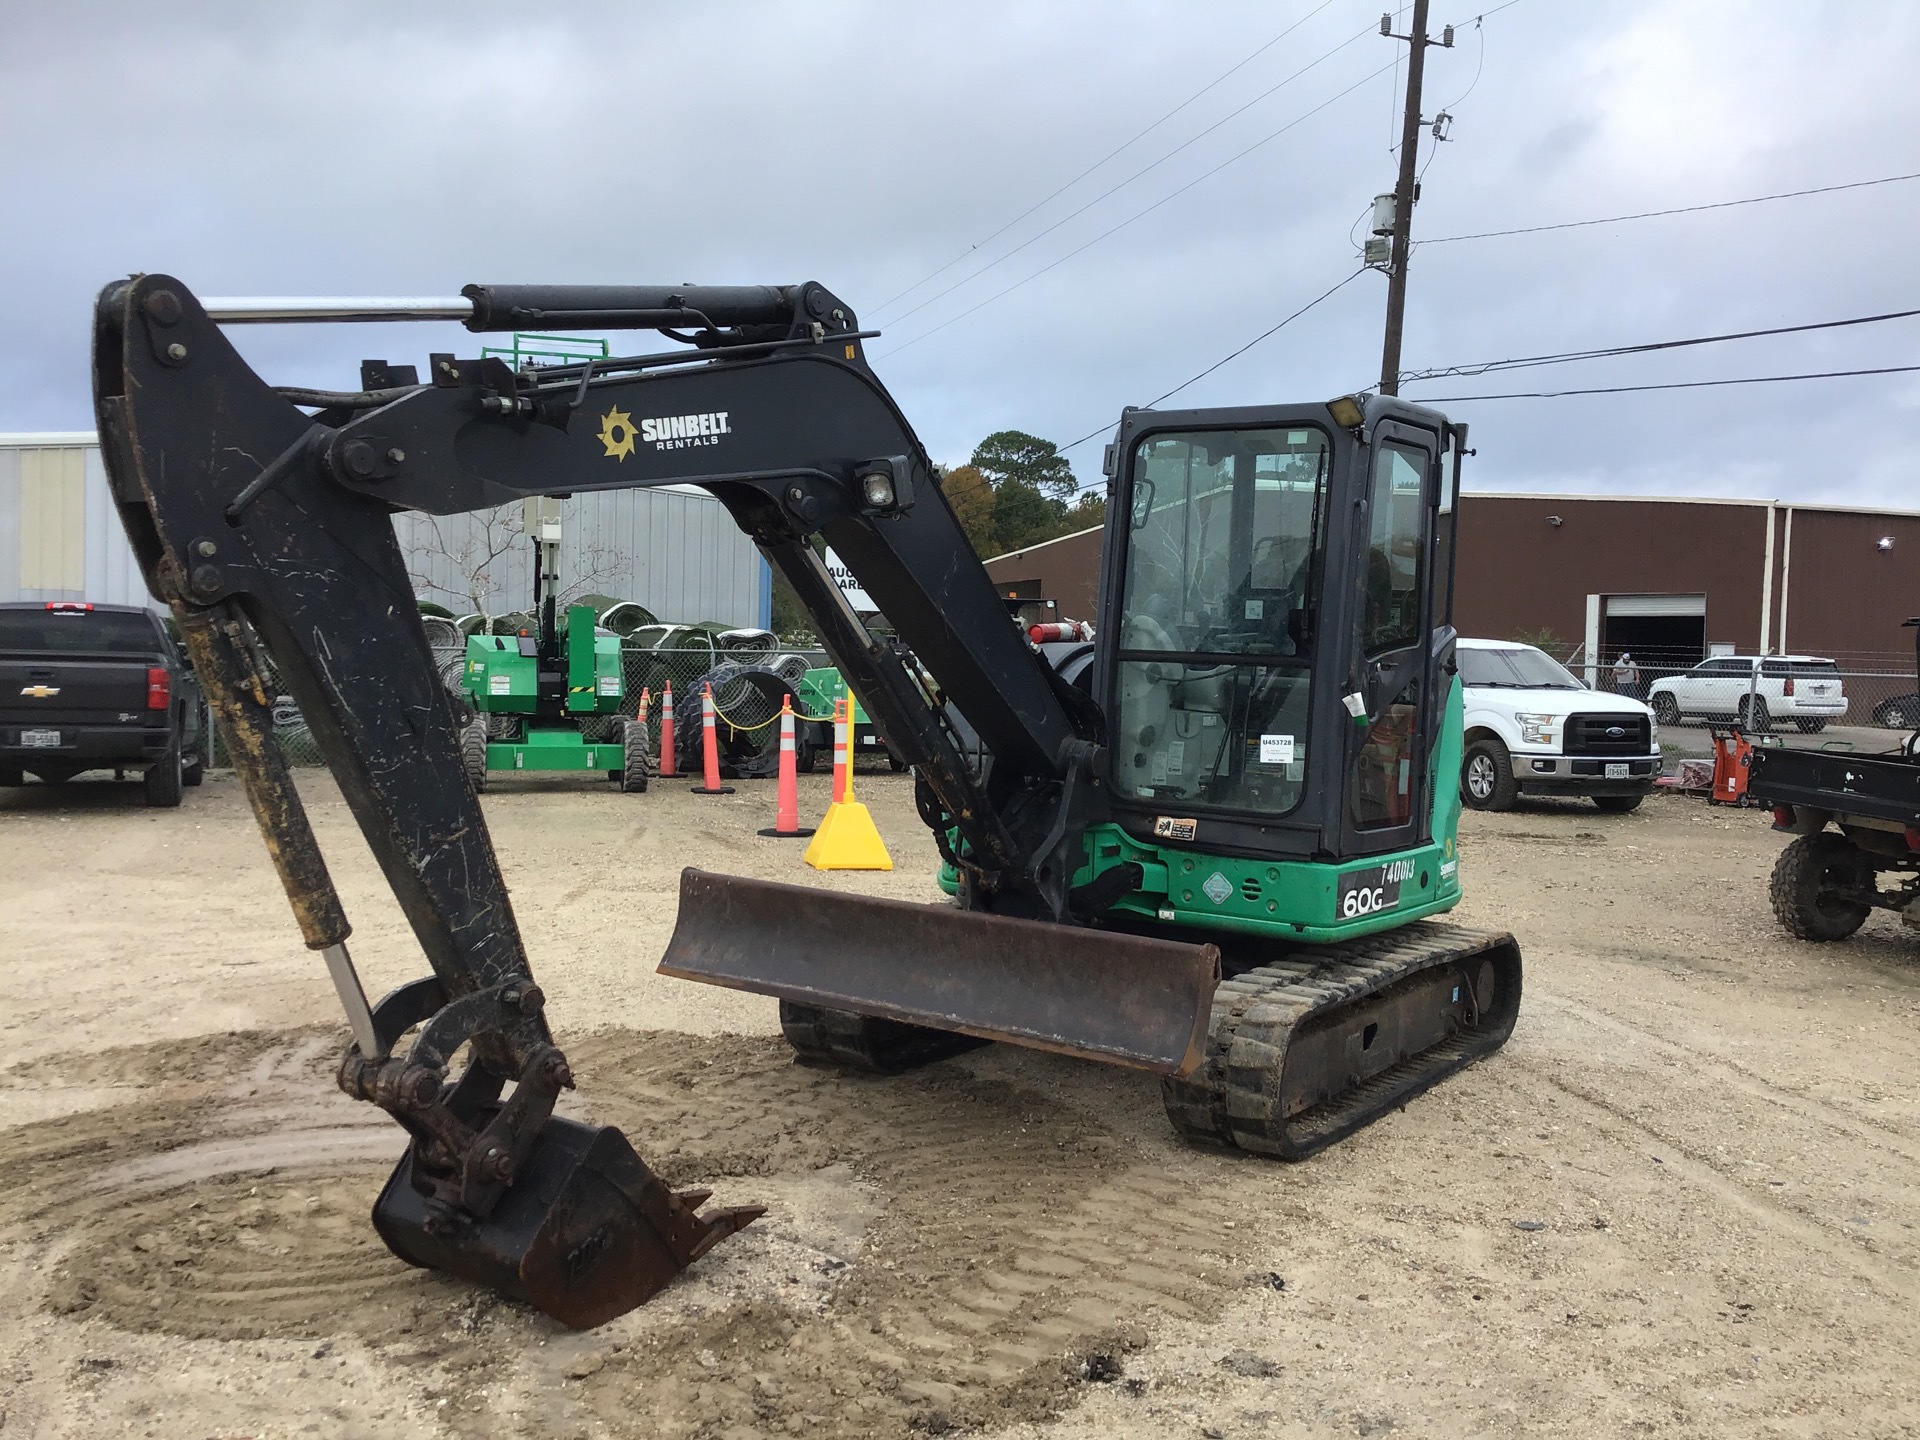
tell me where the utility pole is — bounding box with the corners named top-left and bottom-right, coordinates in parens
top-left (1377, 1), bottom-right (1448, 396)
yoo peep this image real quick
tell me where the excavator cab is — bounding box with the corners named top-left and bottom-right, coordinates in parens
top-left (1085, 399), bottom-right (1464, 920)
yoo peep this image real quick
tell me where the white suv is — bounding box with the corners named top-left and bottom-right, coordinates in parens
top-left (1647, 655), bottom-right (1845, 734)
top-left (1458, 639), bottom-right (1659, 814)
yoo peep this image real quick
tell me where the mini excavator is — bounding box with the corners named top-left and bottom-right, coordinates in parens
top-left (93, 277), bottom-right (1521, 1328)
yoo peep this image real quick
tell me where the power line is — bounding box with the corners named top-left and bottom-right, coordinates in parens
top-left (1400, 306), bottom-right (1920, 383)
top-left (1412, 363), bottom-right (1920, 402)
top-left (879, 17), bottom-right (1383, 333)
top-left (1138, 269), bottom-right (1372, 412)
top-left (878, 59), bottom-right (1399, 359)
top-left (870, 0), bottom-right (1345, 320)
top-left (936, 267), bottom-right (1371, 519)
top-left (1420, 170), bottom-right (1920, 245)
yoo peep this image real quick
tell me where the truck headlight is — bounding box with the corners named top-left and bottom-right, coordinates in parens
top-left (1515, 712), bottom-right (1556, 745)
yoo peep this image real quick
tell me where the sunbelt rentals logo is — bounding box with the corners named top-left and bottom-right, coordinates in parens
top-left (597, 407), bottom-right (733, 459)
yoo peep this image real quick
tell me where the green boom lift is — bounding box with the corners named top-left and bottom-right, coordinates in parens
top-left (457, 497), bottom-right (650, 793)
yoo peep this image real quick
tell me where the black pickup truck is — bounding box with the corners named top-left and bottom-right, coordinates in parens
top-left (0, 601), bottom-right (208, 806)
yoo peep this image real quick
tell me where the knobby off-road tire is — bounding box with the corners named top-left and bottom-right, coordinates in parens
top-left (1461, 735), bottom-right (1518, 812)
top-left (1769, 831), bottom-right (1873, 941)
top-left (142, 743), bottom-right (183, 808)
top-left (461, 720), bottom-right (489, 795)
top-left (621, 720), bottom-right (652, 793)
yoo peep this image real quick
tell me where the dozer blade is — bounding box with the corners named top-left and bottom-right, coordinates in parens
top-left (659, 868), bottom-right (1220, 1075)
top-left (1163, 921), bottom-right (1523, 1160)
top-left (373, 1115), bottom-right (763, 1329)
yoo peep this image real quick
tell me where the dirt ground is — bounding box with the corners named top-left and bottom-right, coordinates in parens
top-left (4, 765), bottom-right (1919, 1440)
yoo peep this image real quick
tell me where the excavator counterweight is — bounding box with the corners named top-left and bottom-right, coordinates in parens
top-left (93, 275), bottom-right (1520, 1327)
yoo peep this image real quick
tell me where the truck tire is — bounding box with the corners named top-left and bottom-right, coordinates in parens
top-left (181, 698), bottom-right (211, 785)
top-left (1769, 831), bottom-right (1872, 941)
top-left (1652, 692), bottom-right (1680, 726)
top-left (1738, 695), bottom-right (1772, 733)
top-left (1794, 718), bottom-right (1826, 734)
top-left (143, 744), bottom-right (183, 808)
top-left (621, 720), bottom-right (651, 793)
top-left (461, 720), bottom-right (489, 795)
top-left (1592, 793), bottom-right (1643, 813)
top-left (1461, 736), bottom-right (1518, 812)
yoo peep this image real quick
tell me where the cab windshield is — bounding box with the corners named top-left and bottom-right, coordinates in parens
top-left (1113, 426), bottom-right (1328, 815)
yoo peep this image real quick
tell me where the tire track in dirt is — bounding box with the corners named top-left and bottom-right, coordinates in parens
top-left (1527, 990), bottom-right (1920, 1158)
top-left (537, 1031), bottom-right (1255, 1438)
top-left (4, 1027), bottom-right (1262, 1438)
top-left (1517, 1058), bottom-right (1920, 1305)
top-left (0, 1030), bottom-right (438, 1340)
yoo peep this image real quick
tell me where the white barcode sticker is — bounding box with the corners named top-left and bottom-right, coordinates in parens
top-left (1260, 734), bottom-right (1294, 765)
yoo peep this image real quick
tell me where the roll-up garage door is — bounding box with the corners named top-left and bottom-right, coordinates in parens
top-left (1605, 593), bottom-right (1706, 618)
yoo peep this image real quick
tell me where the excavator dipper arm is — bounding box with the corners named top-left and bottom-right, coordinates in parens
top-left (91, 275), bottom-right (1218, 1325)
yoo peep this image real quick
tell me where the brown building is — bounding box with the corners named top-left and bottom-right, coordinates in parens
top-left (982, 524), bottom-right (1105, 624)
top-left (983, 495), bottom-right (1920, 673)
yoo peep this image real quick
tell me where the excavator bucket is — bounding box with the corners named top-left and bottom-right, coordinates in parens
top-left (659, 868), bottom-right (1220, 1075)
top-left (373, 1115), bottom-right (762, 1329)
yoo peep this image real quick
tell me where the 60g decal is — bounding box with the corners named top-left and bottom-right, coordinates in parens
top-left (1337, 858), bottom-right (1416, 919)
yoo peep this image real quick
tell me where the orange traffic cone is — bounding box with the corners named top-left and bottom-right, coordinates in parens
top-left (758, 697), bottom-right (815, 839)
top-left (831, 697), bottom-right (850, 804)
top-left (636, 685), bottom-right (651, 721)
top-left (692, 682), bottom-right (734, 796)
top-left (658, 681), bottom-right (677, 777)
top-left (804, 697), bottom-right (891, 870)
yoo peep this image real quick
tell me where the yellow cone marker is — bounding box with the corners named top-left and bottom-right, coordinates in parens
top-left (803, 700), bottom-right (893, 871)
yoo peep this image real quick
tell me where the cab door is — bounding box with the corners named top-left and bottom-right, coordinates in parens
top-left (1341, 421), bottom-right (1444, 858)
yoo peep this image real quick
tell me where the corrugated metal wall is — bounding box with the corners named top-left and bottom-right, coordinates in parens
top-left (392, 487), bottom-right (765, 626)
top-left (0, 436), bottom-right (153, 606)
top-left (0, 436), bottom-right (769, 628)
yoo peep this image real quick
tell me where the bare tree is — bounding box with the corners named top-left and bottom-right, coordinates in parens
top-left (404, 503), bottom-right (634, 631)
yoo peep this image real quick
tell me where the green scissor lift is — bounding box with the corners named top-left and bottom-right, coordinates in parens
top-left (457, 498), bottom-right (651, 794)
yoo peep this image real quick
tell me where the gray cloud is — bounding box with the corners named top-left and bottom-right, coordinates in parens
top-left (4, 0), bottom-right (1916, 504)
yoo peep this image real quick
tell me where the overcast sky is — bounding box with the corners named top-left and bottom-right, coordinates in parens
top-left (4, 1), bottom-right (1916, 505)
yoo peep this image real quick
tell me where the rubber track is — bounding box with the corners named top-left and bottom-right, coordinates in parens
top-left (779, 1001), bottom-right (989, 1074)
top-left (1161, 921), bottom-right (1522, 1161)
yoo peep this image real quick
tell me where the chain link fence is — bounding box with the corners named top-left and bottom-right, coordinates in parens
top-left (1581, 652), bottom-right (1920, 735)
top-left (218, 626), bottom-right (841, 770)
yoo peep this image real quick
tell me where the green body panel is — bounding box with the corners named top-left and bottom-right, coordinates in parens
top-left (462, 605), bottom-right (625, 718)
top-left (483, 731), bottom-right (624, 772)
top-left (794, 666), bottom-right (868, 725)
top-left (935, 675), bottom-right (1468, 947)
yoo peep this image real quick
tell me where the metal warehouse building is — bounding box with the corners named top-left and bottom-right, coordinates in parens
top-left (0, 433), bottom-right (770, 627)
top-left (984, 493), bottom-right (1920, 674)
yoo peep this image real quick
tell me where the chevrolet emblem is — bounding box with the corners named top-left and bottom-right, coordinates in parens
top-left (21, 685), bottom-right (59, 699)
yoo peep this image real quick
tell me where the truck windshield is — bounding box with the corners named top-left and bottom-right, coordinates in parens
top-left (1460, 646), bottom-right (1583, 690)
top-left (1114, 426), bottom-right (1328, 815)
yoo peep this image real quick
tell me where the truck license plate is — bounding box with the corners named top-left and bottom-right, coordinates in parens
top-left (1605, 763), bottom-right (1629, 779)
top-left (20, 729), bottom-right (60, 748)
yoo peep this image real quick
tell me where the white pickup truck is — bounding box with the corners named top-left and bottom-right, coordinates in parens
top-left (1458, 638), bottom-right (1659, 814)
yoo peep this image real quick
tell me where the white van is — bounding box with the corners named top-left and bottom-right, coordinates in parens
top-left (1458, 638), bottom-right (1659, 813)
